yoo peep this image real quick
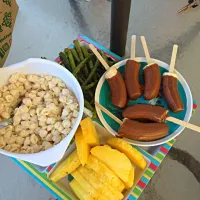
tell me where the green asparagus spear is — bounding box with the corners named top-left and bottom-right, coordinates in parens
top-left (67, 50), bottom-right (76, 70)
top-left (73, 40), bottom-right (84, 61)
top-left (82, 59), bottom-right (100, 86)
top-left (84, 100), bottom-right (94, 111)
top-left (73, 54), bottom-right (94, 76)
top-left (59, 52), bottom-right (72, 71)
top-left (83, 81), bottom-right (98, 90)
top-left (81, 46), bottom-right (93, 69)
top-left (64, 48), bottom-right (70, 56)
top-left (71, 48), bottom-right (81, 63)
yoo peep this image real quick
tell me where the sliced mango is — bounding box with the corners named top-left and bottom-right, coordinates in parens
top-left (80, 118), bottom-right (100, 146)
top-left (75, 127), bottom-right (90, 166)
top-left (124, 166), bottom-right (135, 188)
top-left (91, 145), bottom-right (132, 182)
top-left (107, 137), bottom-right (147, 169)
top-left (69, 179), bottom-right (94, 200)
top-left (49, 150), bottom-right (80, 182)
top-left (86, 155), bottom-right (125, 192)
top-left (78, 166), bottom-right (123, 200)
top-left (71, 170), bottom-right (100, 199)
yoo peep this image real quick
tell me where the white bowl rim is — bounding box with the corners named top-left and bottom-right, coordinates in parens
top-left (0, 58), bottom-right (84, 166)
top-left (95, 57), bottom-right (193, 147)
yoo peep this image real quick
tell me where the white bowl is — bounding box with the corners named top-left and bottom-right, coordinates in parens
top-left (95, 57), bottom-right (193, 147)
top-left (0, 58), bottom-right (84, 166)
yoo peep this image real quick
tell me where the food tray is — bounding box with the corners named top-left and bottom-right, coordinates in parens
top-left (11, 36), bottom-right (198, 200)
top-left (47, 121), bottom-right (151, 200)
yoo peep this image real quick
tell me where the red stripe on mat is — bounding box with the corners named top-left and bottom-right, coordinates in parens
top-left (47, 166), bottom-right (53, 172)
top-left (149, 163), bottom-right (158, 171)
top-left (160, 146), bottom-right (169, 154)
top-left (137, 180), bottom-right (146, 189)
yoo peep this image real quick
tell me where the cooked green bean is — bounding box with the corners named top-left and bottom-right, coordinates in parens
top-left (73, 40), bottom-right (84, 61)
top-left (67, 50), bottom-right (76, 70)
top-left (71, 48), bottom-right (81, 63)
top-left (64, 48), bottom-right (70, 56)
top-left (81, 46), bottom-right (93, 69)
top-left (73, 54), bottom-right (94, 76)
top-left (59, 52), bottom-right (71, 71)
top-left (84, 100), bottom-right (94, 111)
top-left (82, 59), bottom-right (100, 86)
top-left (83, 81), bottom-right (98, 90)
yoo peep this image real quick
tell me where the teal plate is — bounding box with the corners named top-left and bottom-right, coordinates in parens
top-left (95, 58), bottom-right (193, 146)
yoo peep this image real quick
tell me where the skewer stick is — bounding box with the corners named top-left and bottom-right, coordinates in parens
top-left (95, 102), bottom-right (123, 125)
top-left (166, 117), bottom-right (200, 133)
top-left (169, 45), bottom-right (178, 73)
top-left (89, 44), bottom-right (110, 71)
top-left (131, 35), bottom-right (136, 59)
top-left (140, 36), bottom-right (152, 64)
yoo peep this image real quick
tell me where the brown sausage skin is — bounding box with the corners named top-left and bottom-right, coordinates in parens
top-left (125, 60), bottom-right (142, 100)
top-left (123, 104), bottom-right (168, 123)
top-left (163, 74), bottom-right (184, 113)
top-left (106, 70), bottom-right (127, 108)
top-left (118, 119), bottom-right (168, 141)
top-left (144, 63), bottom-right (161, 100)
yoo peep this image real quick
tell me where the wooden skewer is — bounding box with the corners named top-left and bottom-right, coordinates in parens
top-left (166, 117), bottom-right (200, 133)
top-left (140, 36), bottom-right (152, 64)
top-left (169, 45), bottom-right (178, 73)
top-left (131, 35), bottom-right (136, 59)
top-left (95, 102), bottom-right (123, 125)
top-left (89, 44), bottom-right (110, 71)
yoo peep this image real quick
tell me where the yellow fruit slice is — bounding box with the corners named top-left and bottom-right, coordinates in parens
top-left (78, 166), bottom-right (123, 200)
top-left (71, 170), bottom-right (100, 199)
top-left (69, 179), bottom-right (94, 200)
top-left (49, 150), bottom-right (80, 182)
top-left (107, 138), bottom-right (147, 169)
top-left (98, 194), bottom-right (110, 200)
top-left (75, 127), bottom-right (90, 166)
top-left (84, 165), bottom-right (124, 200)
top-left (86, 155), bottom-right (125, 192)
top-left (124, 166), bottom-right (135, 188)
top-left (80, 118), bottom-right (100, 146)
top-left (91, 145), bottom-right (132, 182)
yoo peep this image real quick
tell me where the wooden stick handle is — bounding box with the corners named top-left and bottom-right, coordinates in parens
top-left (166, 116), bottom-right (200, 133)
top-left (89, 44), bottom-right (110, 71)
top-left (140, 36), bottom-right (152, 64)
top-left (131, 35), bottom-right (136, 59)
top-left (169, 45), bottom-right (178, 73)
top-left (95, 102), bottom-right (123, 125)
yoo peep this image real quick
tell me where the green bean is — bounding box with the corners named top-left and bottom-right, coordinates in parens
top-left (67, 50), bottom-right (76, 70)
top-left (73, 54), bottom-right (94, 76)
top-left (59, 52), bottom-right (71, 71)
top-left (64, 48), bottom-right (70, 56)
top-left (81, 46), bottom-right (94, 69)
top-left (84, 100), bottom-right (94, 111)
top-left (83, 81), bottom-right (98, 90)
top-left (82, 59), bottom-right (100, 86)
top-left (100, 50), bottom-right (110, 65)
top-left (73, 40), bottom-right (84, 61)
top-left (71, 48), bottom-right (81, 63)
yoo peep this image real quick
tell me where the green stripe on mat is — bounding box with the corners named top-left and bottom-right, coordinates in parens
top-left (133, 186), bottom-right (142, 196)
top-left (156, 152), bottom-right (165, 160)
top-left (24, 161), bottom-right (71, 199)
top-left (145, 168), bottom-right (154, 177)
